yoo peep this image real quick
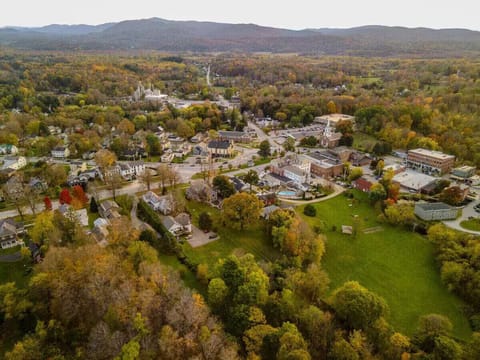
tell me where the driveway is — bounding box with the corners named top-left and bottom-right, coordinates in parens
top-left (443, 200), bottom-right (480, 235)
top-left (187, 225), bottom-right (218, 248)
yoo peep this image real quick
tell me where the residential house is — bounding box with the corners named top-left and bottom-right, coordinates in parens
top-left (91, 218), bottom-right (110, 246)
top-left (57, 204), bottom-right (90, 227)
top-left (353, 177), bottom-right (373, 192)
top-left (258, 192), bottom-right (277, 206)
top-left (207, 140), bottom-right (235, 158)
top-left (98, 200), bottom-right (121, 220)
top-left (261, 205), bottom-right (280, 219)
top-left (185, 180), bottom-right (218, 204)
top-left (0, 144), bottom-right (18, 155)
top-left (1, 156), bottom-right (27, 171)
top-left (192, 144), bottom-right (208, 157)
top-left (161, 151), bottom-right (175, 163)
top-left (173, 143), bottom-right (191, 158)
top-left (349, 152), bottom-right (372, 167)
top-left (121, 147), bottom-right (146, 160)
top-left (414, 202), bottom-right (458, 221)
top-left (175, 213), bottom-right (192, 234)
top-left (0, 218), bottom-right (24, 249)
top-left (167, 135), bottom-right (186, 150)
top-left (142, 191), bottom-right (173, 215)
top-left (118, 161), bottom-right (145, 180)
top-left (190, 133), bottom-right (205, 143)
top-left (161, 216), bottom-right (184, 236)
top-left (51, 146), bottom-right (70, 159)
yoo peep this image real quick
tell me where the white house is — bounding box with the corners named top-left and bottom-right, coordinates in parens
top-left (142, 191), bottom-right (173, 215)
top-left (118, 161), bottom-right (145, 180)
top-left (51, 146), bottom-right (70, 158)
top-left (1, 156), bottom-right (27, 171)
top-left (161, 216), bottom-right (184, 236)
top-left (0, 218), bottom-right (24, 249)
top-left (161, 151), bottom-right (175, 163)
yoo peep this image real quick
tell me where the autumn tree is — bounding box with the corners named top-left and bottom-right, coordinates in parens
top-left (439, 186), bottom-right (464, 206)
top-left (221, 192), bottom-right (263, 230)
top-left (59, 188), bottom-right (72, 205)
top-left (331, 281), bottom-right (388, 330)
top-left (43, 196), bottom-right (52, 211)
top-left (71, 185), bottom-right (88, 209)
top-left (95, 149), bottom-right (117, 179)
top-left (30, 210), bottom-right (59, 246)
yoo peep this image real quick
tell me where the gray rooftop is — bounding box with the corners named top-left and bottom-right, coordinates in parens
top-left (415, 202), bottom-right (453, 211)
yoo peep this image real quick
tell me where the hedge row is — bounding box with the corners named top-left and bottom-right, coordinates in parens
top-left (137, 199), bottom-right (178, 254)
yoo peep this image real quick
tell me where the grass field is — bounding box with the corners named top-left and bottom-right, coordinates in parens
top-left (353, 132), bottom-right (378, 152)
top-left (181, 200), bottom-right (280, 269)
top-left (0, 261), bottom-right (30, 289)
top-left (460, 218), bottom-right (480, 231)
top-left (299, 191), bottom-right (471, 339)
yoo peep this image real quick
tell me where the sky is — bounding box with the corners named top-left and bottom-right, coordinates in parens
top-left (1, 0), bottom-right (479, 31)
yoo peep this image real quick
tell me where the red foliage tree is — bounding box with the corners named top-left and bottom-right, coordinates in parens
top-left (44, 196), bottom-right (52, 211)
top-left (72, 185), bottom-right (88, 206)
top-left (59, 188), bottom-right (72, 205)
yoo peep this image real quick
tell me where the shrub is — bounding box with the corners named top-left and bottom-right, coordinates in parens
top-left (303, 204), bottom-right (317, 217)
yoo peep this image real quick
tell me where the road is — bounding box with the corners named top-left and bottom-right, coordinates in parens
top-left (248, 121), bottom-right (282, 153)
top-left (443, 200), bottom-right (480, 235)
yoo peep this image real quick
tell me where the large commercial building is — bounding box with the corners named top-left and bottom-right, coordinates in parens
top-left (406, 148), bottom-right (455, 175)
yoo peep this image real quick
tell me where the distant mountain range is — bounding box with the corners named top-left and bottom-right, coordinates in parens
top-left (1, 18), bottom-right (480, 57)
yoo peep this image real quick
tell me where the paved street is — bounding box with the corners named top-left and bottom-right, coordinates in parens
top-left (443, 200), bottom-right (480, 235)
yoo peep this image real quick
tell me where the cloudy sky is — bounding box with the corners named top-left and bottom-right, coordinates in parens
top-left (1, 0), bottom-right (478, 30)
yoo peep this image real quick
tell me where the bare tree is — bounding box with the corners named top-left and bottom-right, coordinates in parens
top-left (3, 175), bottom-right (28, 220)
top-left (138, 168), bottom-right (155, 191)
top-left (157, 164), bottom-right (171, 194)
top-left (104, 171), bottom-right (123, 200)
top-left (167, 167), bottom-right (181, 189)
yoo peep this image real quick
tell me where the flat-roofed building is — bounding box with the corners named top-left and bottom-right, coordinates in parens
top-left (218, 130), bottom-right (252, 144)
top-left (304, 152), bottom-right (343, 179)
top-left (414, 202), bottom-right (458, 221)
top-left (406, 148), bottom-right (455, 175)
top-left (451, 166), bottom-right (476, 180)
top-left (393, 169), bottom-right (437, 192)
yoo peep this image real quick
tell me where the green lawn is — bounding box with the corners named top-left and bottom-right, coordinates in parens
top-left (0, 261), bottom-right (31, 289)
top-left (299, 191), bottom-right (471, 339)
top-left (353, 132), bottom-right (378, 152)
top-left (182, 200), bottom-right (280, 269)
top-left (460, 218), bottom-right (480, 231)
